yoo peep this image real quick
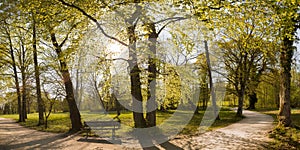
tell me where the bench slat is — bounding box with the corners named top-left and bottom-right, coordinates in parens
top-left (83, 120), bottom-right (120, 140)
top-left (85, 121), bottom-right (120, 127)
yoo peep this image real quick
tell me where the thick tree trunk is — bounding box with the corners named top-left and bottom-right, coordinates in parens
top-left (236, 90), bottom-right (245, 117)
top-left (278, 36), bottom-right (293, 127)
top-left (127, 25), bottom-right (146, 128)
top-left (7, 29), bottom-right (24, 122)
top-left (204, 41), bottom-right (220, 120)
top-left (146, 23), bottom-right (157, 127)
top-left (50, 32), bottom-right (82, 132)
top-left (247, 93), bottom-right (257, 110)
top-left (4, 103), bottom-right (10, 114)
top-left (236, 52), bottom-right (249, 117)
top-left (32, 14), bottom-right (45, 125)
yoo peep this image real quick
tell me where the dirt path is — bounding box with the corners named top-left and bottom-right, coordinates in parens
top-left (171, 109), bottom-right (274, 150)
top-left (0, 109), bottom-right (274, 150)
top-left (0, 118), bottom-right (123, 150)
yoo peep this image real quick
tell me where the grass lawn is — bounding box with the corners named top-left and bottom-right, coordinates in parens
top-left (0, 107), bottom-right (241, 136)
top-left (0, 112), bottom-right (71, 133)
top-left (256, 108), bottom-right (300, 149)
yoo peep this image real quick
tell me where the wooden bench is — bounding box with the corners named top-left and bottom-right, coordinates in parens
top-left (83, 120), bottom-right (121, 140)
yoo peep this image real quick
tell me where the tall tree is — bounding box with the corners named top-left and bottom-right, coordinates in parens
top-left (0, 1), bottom-right (25, 122)
top-left (214, 2), bottom-right (276, 117)
top-left (145, 22), bottom-right (157, 127)
top-left (32, 12), bottom-right (44, 125)
top-left (48, 29), bottom-right (83, 132)
top-left (127, 6), bottom-right (147, 127)
top-left (204, 40), bottom-right (220, 120)
top-left (18, 33), bottom-right (28, 119)
top-left (273, 1), bottom-right (299, 127)
top-left (5, 25), bottom-right (24, 122)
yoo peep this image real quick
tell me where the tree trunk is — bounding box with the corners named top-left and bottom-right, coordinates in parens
top-left (200, 82), bottom-right (208, 110)
top-left (21, 64), bottom-right (27, 120)
top-left (78, 75), bottom-right (83, 110)
top-left (75, 49), bottom-right (83, 110)
top-left (50, 32), bottom-right (82, 132)
top-left (146, 23), bottom-right (157, 127)
top-left (247, 93), bottom-right (257, 110)
top-left (7, 29), bottom-right (24, 122)
top-left (236, 52), bottom-right (248, 117)
top-left (93, 77), bottom-right (106, 111)
top-left (127, 25), bottom-right (146, 128)
top-left (204, 41), bottom-right (220, 120)
top-left (27, 99), bottom-right (31, 114)
top-left (236, 90), bottom-right (245, 117)
top-left (19, 39), bottom-right (27, 120)
top-left (278, 36), bottom-right (293, 127)
top-left (32, 14), bottom-right (44, 125)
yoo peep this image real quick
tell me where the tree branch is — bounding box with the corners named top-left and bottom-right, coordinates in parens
top-left (58, 0), bottom-right (128, 47)
top-left (157, 17), bottom-right (187, 35)
top-left (59, 21), bottom-right (80, 47)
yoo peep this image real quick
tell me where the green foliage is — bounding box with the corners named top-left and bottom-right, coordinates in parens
top-left (291, 69), bottom-right (300, 108)
top-left (164, 64), bottom-right (181, 109)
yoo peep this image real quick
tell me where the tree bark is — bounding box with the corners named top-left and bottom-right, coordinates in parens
top-left (236, 52), bottom-right (249, 117)
top-left (278, 36), bottom-right (293, 127)
top-left (19, 39), bottom-right (27, 119)
top-left (236, 89), bottom-right (245, 117)
top-left (32, 13), bottom-right (44, 125)
top-left (50, 32), bottom-right (82, 132)
top-left (21, 57), bottom-right (27, 119)
top-left (146, 23), bottom-right (157, 127)
top-left (127, 25), bottom-right (146, 128)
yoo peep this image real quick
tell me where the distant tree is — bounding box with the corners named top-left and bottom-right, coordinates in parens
top-left (215, 2), bottom-right (276, 117)
top-left (195, 53), bottom-right (209, 110)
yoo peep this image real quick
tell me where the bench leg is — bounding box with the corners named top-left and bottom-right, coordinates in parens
top-left (112, 129), bottom-right (115, 140)
top-left (85, 130), bottom-right (89, 140)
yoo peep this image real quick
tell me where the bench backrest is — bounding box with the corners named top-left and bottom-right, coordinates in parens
top-left (85, 121), bottom-right (120, 128)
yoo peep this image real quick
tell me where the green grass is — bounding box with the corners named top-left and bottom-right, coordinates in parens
top-left (0, 113), bottom-right (71, 133)
top-left (0, 107), bottom-right (241, 136)
top-left (256, 108), bottom-right (300, 149)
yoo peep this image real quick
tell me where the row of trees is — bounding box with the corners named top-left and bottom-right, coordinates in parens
top-left (0, 0), bottom-right (299, 132)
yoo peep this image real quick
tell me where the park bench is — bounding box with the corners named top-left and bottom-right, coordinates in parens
top-left (83, 120), bottom-right (121, 140)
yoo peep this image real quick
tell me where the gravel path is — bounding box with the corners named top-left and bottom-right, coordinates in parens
top-left (0, 109), bottom-right (274, 150)
top-left (171, 109), bottom-right (274, 150)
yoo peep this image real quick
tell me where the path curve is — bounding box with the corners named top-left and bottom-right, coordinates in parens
top-left (0, 109), bottom-right (274, 150)
top-left (171, 109), bottom-right (274, 150)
